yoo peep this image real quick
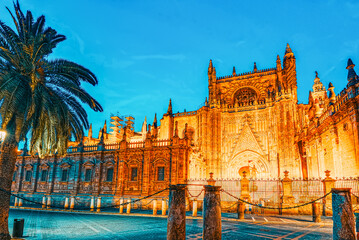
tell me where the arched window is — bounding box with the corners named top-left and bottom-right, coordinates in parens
top-left (84, 169), bottom-right (92, 182)
top-left (61, 169), bottom-right (68, 182)
top-left (25, 170), bottom-right (32, 182)
top-left (233, 88), bottom-right (258, 105)
top-left (40, 170), bottom-right (48, 182)
top-left (106, 168), bottom-right (114, 182)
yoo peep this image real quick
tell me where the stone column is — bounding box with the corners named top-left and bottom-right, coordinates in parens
top-left (192, 198), bottom-right (198, 217)
top-left (167, 184), bottom-right (186, 240)
top-left (64, 197), bottom-right (69, 209)
top-left (203, 185), bottom-right (222, 240)
top-left (90, 197), bottom-right (95, 211)
top-left (161, 199), bottom-right (166, 215)
top-left (126, 199), bottom-right (131, 213)
top-left (332, 188), bottom-right (355, 240)
top-left (153, 199), bottom-right (157, 215)
top-left (14, 197), bottom-right (18, 207)
top-left (42, 196), bottom-right (46, 208)
top-left (119, 198), bottom-right (124, 214)
top-left (240, 171), bottom-right (250, 201)
top-left (46, 196), bottom-right (51, 209)
top-left (70, 197), bottom-right (75, 210)
top-left (281, 170), bottom-right (297, 214)
top-left (322, 170), bottom-right (336, 216)
top-left (18, 198), bottom-right (23, 207)
top-left (97, 197), bottom-right (101, 212)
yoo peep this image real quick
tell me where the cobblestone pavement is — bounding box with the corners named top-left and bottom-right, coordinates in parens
top-left (9, 209), bottom-right (332, 239)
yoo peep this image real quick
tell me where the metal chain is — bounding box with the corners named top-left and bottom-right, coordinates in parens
top-left (0, 186), bottom-right (169, 211)
top-left (187, 189), bottom-right (204, 198)
top-left (221, 201), bottom-right (238, 210)
top-left (221, 189), bottom-right (332, 210)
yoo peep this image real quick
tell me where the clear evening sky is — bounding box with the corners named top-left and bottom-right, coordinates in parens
top-left (1, 0), bottom-right (359, 135)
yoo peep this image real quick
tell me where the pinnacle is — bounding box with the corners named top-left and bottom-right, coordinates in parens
top-left (347, 58), bottom-right (354, 69)
top-left (285, 43), bottom-right (292, 54)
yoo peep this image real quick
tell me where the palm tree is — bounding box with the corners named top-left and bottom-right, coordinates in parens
top-left (0, 2), bottom-right (103, 239)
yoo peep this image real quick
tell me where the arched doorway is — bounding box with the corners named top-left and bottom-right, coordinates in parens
top-left (227, 150), bottom-right (269, 179)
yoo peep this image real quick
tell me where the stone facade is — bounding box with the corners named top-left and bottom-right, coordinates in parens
top-left (11, 44), bottom-right (359, 200)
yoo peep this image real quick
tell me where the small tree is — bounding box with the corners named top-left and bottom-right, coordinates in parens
top-left (0, 2), bottom-right (102, 239)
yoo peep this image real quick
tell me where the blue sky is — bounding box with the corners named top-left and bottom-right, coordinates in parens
top-left (1, 0), bottom-right (359, 134)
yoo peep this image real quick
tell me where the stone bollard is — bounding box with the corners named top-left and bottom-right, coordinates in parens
top-left (152, 199), bottom-right (157, 215)
top-left (119, 198), bottom-right (124, 214)
top-left (70, 197), bottom-right (75, 210)
top-left (237, 201), bottom-right (245, 220)
top-left (192, 198), bottom-right (198, 217)
top-left (18, 198), bottom-right (23, 207)
top-left (162, 199), bottom-right (166, 215)
top-left (332, 188), bottom-right (355, 240)
top-left (167, 184), bottom-right (186, 240)
top-left (97, 197), bottom-right (101, 212)
top-left (203, 185), bottom-right (222, 240)
top-left (46, 196), bottom-right (51, 209)
top-left (354, 212), bottom-right (359, 240)
top-left (312, 202), bottom-right (321, 223)
top-left (90, 197), bottom-right (95, 212)
top-left (64, 197), bottom-right (69, 209)
top-left (126, 199), bottom-right (131, 214)
top-left (42, 196), bottom-right (46, 208)
top-left (14, 197), bottom-right (18, 207)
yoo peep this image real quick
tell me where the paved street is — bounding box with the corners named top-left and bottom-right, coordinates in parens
top-left (9, 209), bottom-right (333, 239)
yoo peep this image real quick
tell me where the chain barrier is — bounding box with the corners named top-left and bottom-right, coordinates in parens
top-left (221, 189), bottom-right (332, 210)
top-left (0, 186), bottom-right (169, 211)
top-left (221, 201), bottom-right (238, 211)
top-left (187, 189), bottom-right (204, 198)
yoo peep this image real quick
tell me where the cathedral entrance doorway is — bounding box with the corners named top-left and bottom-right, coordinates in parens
top-left (227, 151), bottom-right (269, 179)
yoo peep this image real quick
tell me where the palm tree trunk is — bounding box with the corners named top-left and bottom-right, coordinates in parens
top-left (0, 131), bottom-right (18, 240)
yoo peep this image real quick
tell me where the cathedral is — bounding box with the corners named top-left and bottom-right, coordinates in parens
top-left (11, 44), bottom-right (359, 199)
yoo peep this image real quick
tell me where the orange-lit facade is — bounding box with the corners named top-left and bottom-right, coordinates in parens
top-left (11, 44), bottom-right (359, 199)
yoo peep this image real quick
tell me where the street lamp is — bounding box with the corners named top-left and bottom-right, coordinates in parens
top-left (0, 129), bottom-right (6, 143)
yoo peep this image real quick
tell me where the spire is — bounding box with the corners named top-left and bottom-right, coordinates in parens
top-left (103, 120), bottom-right (107, 133)
top-left (153, 113), bottom-right (157, 128)
top-left (312, 71), bottom-right (325, 92)
top-left (232, 66), bottom-right (236, 76)
top-left (276, 55), bottom-right (282, 71)
top-left (122, 125), bottom-right (127, 141)
top-left (285, 43), bottom-right (292, 54)
top-left (205, 97), bottom-right (209, 107)
top-left (99, 128), bottom-right (104, 144)
top-left (22, 136), bottom-right (28, 156)
top-left (328, 82), bottom-right (336, 104)
top-left (141, 117), bottom-right (147, 133)
top-left (167, 99), bottom-right (173, 115)
top-left (88, 123), bottom-right (93, 138)
top-left (208, 59), bottom-right (213, 74)
top-left (253, 62), bottom-right (257, 72)
top-left (347, 58), bottom-right (358, 87)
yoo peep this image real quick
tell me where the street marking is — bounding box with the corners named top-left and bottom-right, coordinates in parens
top-left (273, 223), bottom-right (315, 240)
top-left (74, 217), bottom-right (100, 233)
top-left (75, 213), bottom-right (113, 233)
top-left (291, 225), bottom-right (323, 240)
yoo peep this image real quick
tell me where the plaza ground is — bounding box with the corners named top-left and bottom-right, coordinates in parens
top-left (9, 209), bottom-right (333, 239)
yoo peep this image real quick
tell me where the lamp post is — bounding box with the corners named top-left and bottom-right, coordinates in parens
top-left (0, 130), bottom-right (6, 143)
